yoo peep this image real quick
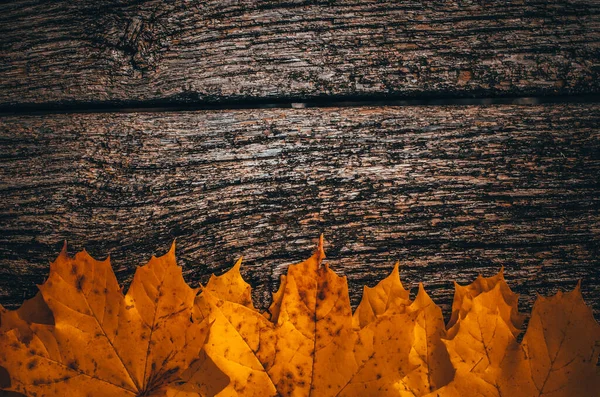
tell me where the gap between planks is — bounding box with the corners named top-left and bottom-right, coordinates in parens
top-left (1, 94), bottom-right (599, 117)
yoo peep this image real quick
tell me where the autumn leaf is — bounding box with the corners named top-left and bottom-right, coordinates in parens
top-left (190, 236), bottom-right (359, 396)
top-left (1, 237), bottom-right (599, 397)
top-left (499, 283), bottom-right (600, 396)
top-left (447, 268), bottom-right (525, 337)
top-left (0, 292), bottom-right (53, 343)
top-left (352, 263), bottom-right (410, 329)
top-left (0, 243), bottom-right (209, 396)
top-left (428, 275), bottom-right (600, 397)
top-left (434, 283), bottom-right (519, 396)
top-left (351, 264), bottom-right (453, 395)
top-left (402, 284), bottom-right (454, 395)
top-left (0, 292), bottom-right (53, 394)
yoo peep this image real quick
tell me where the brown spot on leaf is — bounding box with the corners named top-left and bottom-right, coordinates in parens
top-left (67, 360), bottom-right (79, 371)
top-left (75, 275), bottom-right (85, 291)
top-left (27, 359), bottom-right (38, 369)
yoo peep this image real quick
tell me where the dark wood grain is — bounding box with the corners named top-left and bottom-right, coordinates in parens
top-left (1, 0), bottom-right (599, 108)
top-left (1, 104), bottom-right (599, 322)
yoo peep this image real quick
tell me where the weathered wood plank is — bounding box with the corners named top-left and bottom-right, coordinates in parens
top-left (1, 0), bottom-right (599, 108)
top-left (1, 104), bottom-right (599, 322)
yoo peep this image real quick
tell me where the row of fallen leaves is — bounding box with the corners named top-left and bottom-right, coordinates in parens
top-left (0, 236), bottom-right (599, 397)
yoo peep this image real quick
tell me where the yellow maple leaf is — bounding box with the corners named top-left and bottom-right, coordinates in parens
top-left (434, 283), bottom-right (518, 396)
top-left (499, 283), bottom-right (600, 396)
top-left (447, 268), bottom-right (524, 336)
top-left (191, 236), bottom-right (359, 396)
top-left (352, 263), bottom-right (410, 329)
top-left (401, 284), bottom-right (454, 395)
top-left (429, 281), bottom-right (600, 397)
top-left (0, 243), bottom-right (209, 396)
top-left (0, 292), bottom-right (53, 342)
top-left (0, 292), bottom-right (53, 394)
top-left (350, 264), bottom-right (453, 395)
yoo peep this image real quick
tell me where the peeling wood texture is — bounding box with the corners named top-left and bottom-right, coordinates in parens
top-left (0, 104), bottom-right (599, 321)
top-left (1, 0), bottom-right (599, 108)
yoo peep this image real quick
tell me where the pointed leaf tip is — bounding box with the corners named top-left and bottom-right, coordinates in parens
top-left (414, 282), bottom-right (432, 304)
top-left (60, 240), bottom-right (68, 256)
top-left (316, 234), bottom-right (326, 262)
top-left (233, 257), bottom-right (243, 270)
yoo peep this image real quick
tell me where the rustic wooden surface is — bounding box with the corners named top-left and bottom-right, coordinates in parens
top-left (1, 0), bottom-right (599, 108)
top-left (1, 104), bottom-right (598, 321)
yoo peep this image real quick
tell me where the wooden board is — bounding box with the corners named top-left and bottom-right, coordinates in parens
top-left (1, 0), bottom-right (599, 108)
top-left (1, 104), bottom-right (599, 322)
